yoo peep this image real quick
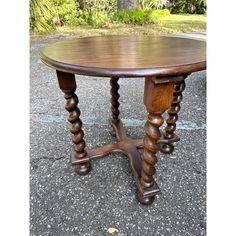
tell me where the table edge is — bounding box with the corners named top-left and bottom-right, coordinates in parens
top-left (39, 52), bottom-right (206, 78)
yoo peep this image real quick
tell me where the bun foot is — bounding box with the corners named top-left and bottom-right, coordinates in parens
top-left (74, 162), bottom-right (92, 175)
top-left (137, 193), bottom-right (155, 205)
top-left (160, 143), bottom-right (174, 154)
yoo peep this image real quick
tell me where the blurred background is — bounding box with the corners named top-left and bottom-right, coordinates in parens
top-left (30, 0), bottom-right (206, 36)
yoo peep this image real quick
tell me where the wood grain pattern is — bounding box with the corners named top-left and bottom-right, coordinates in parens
top-left (40, 35), bottom-right (206, 77)
top-left (144, 77), bottom-right (175, 113)
top-left (39, 36), bottom-right (206, 205)
top-left (139, 76), bottom-right (178, 204)
top-left (56, 71), bottom-right (92, 175)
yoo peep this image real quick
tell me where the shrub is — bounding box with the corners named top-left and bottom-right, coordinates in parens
top-left (168, 0), bottom-right (206, 14)
top-left (76, 0), bottom-right (115, 27)
top-left (30, 0), bottom-right (57, 32)
top-left (79, 0), bottom-right (117, 16)
top-left (30, 0), bottom-right (80, 32)
top-left (89, 12), bottom-right (110, 27)
top-left (77, 9), bottom-right (110, 27)
top-left (53, 0), bottom-right (79, 26)
top-left (77, 9), bottom-right (90, 25)
top-left (114, 9), bottom-right (150, 25)
top-left (114, 8), bottom-right (170, 25)
top-left (148, 9), bottom-right (170, 24)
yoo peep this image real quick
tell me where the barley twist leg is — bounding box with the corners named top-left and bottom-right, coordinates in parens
top-left (162, 80), bottom-right (186, 154)
top-left (138, 113), bottom-right (164, 205)
top-left (56, 71), bottom-right (91, 175)
top-left (109, 77), bottom-right (120, 136)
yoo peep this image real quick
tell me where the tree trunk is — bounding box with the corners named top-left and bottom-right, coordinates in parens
top-left (117, 0), bottom-right (139, 10)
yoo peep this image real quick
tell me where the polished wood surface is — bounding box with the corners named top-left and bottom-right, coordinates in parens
top-left (40, 35), bottom-right (206, 77)
top-left (40, 36), bottom-right (206, 205)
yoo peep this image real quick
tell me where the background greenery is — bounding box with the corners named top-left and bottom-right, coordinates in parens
top-left (30, 0), bottom-right (206, 33)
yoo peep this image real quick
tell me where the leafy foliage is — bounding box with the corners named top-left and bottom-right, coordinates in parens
top-left (30, 0), bottom-right (80, 31)
top-left (168, 0), bottom-right (206, 14)
top-left (114, 8), bottom-right (170, 25)
top-left (53, 0), bottom-right (79, 26)
top-left (148, 9), bottom-right (170, 23)
top-left (56, 14), bottom-right (206, 36)
top-left (30, 0), bottom-right (206, 32)
top-left (79, 0), bottom-right (117, 16)
top-left (139, 0), bottom-right (166, 10)
top-left (30, 0), bottom-right (56, 32)
top-left (89, 12), bottom-right (110, 27)
top-left (77, 0), bottom-right (117, 27)
top-left (114, 9), bottom-right (150, 24)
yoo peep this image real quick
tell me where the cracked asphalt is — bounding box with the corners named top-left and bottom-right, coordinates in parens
top-left (30, 35), bottom-right (206, 236)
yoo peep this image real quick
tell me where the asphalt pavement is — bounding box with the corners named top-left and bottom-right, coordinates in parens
top-left (30, 34), bottom-right (206, 236)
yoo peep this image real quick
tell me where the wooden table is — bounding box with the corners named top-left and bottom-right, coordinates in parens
top-left (39, 35), bottom-right (206, 205)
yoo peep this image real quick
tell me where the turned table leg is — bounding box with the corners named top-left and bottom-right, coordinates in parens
top-left (162, 76), bottom-right (187, 154)
top-left (138, 76), bottom-right (175, 204)
top-left (109, 77), bottom-right (120, 136)
top-left (56, 71), bottom-right (91, 175)
top-left (139, 112), bottom-right (164, 204)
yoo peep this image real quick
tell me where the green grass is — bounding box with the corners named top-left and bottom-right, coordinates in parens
top-left (157, 14), bottom-right (206, 32)
top-left (30, 14), bottom-right (206, 39)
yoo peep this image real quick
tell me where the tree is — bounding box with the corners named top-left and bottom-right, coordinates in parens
top-left (117, 0), bottom-right (139, 10)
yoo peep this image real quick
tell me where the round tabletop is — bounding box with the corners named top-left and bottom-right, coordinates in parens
top-left (39, 35), bottom-right (206, 78)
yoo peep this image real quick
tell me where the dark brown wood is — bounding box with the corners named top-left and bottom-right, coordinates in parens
top-left (39, 36), bottom-right (206, 205)
top-left (70, 118), bottom-right (161, 203)
top-left (110, 77), bottom-right (120, 123)
top-left (144, 77), bottom-right (175, 113)
top-left (109, 117), bottom-right (127, 141)
top-left (56, 71), bottom-right (91, 175)
top-left (39, 35), bottom-right (206, 78)
top-left (136, 77), bottom-right (175, 204)
top-left (162, 77), bottom-right (187, 154)
top-left (109, 77), bottom-right (120, 137)
top-left (57, 73), bottom-right (188, 205)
